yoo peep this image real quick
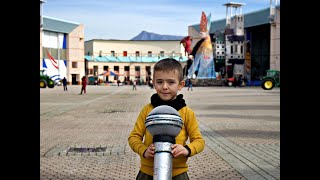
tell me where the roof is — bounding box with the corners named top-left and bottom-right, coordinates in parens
top-left (43, 16), bottom-right (79, 34)
top-left (85, 55), bottom-right (188, 63)
top-left (223, 2), bottom-right (245, 7)
top-left (190, 7), bottom-right (273, 34)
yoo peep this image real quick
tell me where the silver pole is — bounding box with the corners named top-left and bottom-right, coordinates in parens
top-left (153, 142), bottom-right (173, 180)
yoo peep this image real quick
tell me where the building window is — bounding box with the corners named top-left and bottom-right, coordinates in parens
top-left (160, 51), bottom-right (164, 57)
top-left (124, 66), bottom-right (130, 81)
top-left (72, 62), bottom-right (77, 68)
top-left (103, 66), bottom-right (109, 71)
top-left (43, 47), bottom-right (66, 60)
top-left (241, 45), bottom-right (243, 54)
top-left (111, 51), bottom-right (115, 56)
top-left (217, 46), bottom-right (219, 48)
top-left (136, 51), bottom-right (140, 57)
top-left (148, 51), bottom-right (152, 57)
top-left (123, 51), bottom-right (127, 56)
top-left (93, 66), bottom-right (98, 76)
top-left (114, 66), bottom-right (119, 80)
top-left (235, 45), bottom-right (238, 53)
top-left (135, 66), bottom-right (141, 79)
top-left (230, 46), bottom-right (233, 54)
top-left (217, 52), bottom-right (220, 54)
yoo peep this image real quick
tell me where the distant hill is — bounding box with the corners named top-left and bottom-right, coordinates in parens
top-left (131, 31), bottom-right (184, 40)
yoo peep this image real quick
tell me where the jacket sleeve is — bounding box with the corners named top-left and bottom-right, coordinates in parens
top-left (185, 108), bottom-right (205, 157)
top-left (128, 106), bottom-right (149, 157)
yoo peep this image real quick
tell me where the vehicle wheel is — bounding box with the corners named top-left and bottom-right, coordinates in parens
top-left (261, 78), bottom-right (275, 90)
top-left (48, 83), bottom-right (55, 88)
top-left (227, 81), bottom-right (233, 87)
top-left (40, 80), bottom-right (47, 88)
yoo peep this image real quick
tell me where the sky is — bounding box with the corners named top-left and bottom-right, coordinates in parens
top-left (42, 0), bottom-right (280, 41)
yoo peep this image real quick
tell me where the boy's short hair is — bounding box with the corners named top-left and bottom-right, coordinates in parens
top-left (153, 58), bottom-right (183, 81)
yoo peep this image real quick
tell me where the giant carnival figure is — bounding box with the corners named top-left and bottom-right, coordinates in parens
top-left (187, 11), bottom-right (216, 79)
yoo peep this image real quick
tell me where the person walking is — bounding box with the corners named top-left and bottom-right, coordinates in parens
top-left (80, 76), bottom-right (87, 95)
top-left (187, 78), bottom-right (193, 91)
top-left (133, 79), bottom-right (137, 90)
top-left (62, 77), bottom-right (68, 91)
top-left (128, 58), bottom-right (205, 179)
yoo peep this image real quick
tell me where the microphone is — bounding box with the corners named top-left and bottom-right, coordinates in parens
top-left (145, 105), bottom-right (183, 180)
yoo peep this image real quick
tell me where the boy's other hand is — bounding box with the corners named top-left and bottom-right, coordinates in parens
top-left (171, 144), bottom-right (189, 158)
top-left (144, 144), bottom-right (155, 159)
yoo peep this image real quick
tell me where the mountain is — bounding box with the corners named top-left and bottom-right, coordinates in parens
top-left (131, 31), bottom-right (185, 40)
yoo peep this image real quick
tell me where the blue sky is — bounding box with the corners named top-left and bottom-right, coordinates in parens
top-left (42, 0), bottom-right (280, 41)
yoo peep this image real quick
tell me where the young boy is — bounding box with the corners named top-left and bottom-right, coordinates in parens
top-left (128, 58), bottom-right (205, 180)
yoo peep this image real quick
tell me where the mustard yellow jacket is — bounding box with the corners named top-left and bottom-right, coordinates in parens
top-left (128, 103), bottom-right (205, 177)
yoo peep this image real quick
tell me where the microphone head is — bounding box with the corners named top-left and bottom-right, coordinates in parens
top-left (145, 105), bottom-right (183, 137)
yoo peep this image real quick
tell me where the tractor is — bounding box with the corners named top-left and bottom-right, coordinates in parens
top-left (40, 69), bottom-right (55, 88)
top-left (261, 69), bottom-right (280, 90)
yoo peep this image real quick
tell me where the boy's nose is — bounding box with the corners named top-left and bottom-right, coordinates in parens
top-left (162, 82), bottom-right (169, 89)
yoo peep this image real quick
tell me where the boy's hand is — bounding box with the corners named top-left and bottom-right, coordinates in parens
top-left (171, 144), bottom-right (189, 158)
top-left (143, 144), bottom-right (155, 159)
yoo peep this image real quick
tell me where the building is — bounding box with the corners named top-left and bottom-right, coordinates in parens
top-left (84, 40), bottom-right (188, 84)
top-left (188, 1), bottom-right (280, 81)
top-left (40, 15), bottom-right (85, 85)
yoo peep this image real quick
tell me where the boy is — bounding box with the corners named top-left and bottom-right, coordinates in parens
top-left (128, 58), bottom-right (205, 180)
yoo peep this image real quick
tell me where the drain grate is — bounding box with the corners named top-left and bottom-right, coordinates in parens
top-left (67, 147), bottom-right (107, 153)
top-left (44, 145), bottom-right (127, 157)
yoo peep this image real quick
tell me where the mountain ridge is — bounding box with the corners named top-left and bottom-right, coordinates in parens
top-left (131, 31), bottom-right (185, 40)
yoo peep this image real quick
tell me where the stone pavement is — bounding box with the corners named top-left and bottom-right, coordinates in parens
top-left (40, 85), bottom-right (280, 180)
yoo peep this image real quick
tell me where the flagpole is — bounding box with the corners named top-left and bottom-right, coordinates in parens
top-left (57, 33), bottom-right (60, 80)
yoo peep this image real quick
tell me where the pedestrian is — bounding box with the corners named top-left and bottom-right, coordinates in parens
top-left (133, 79), bottom-right (137, 90)
top-left (149, 79), bottom-right (153, 89)
top-left (80, 76), bottom-right (87, 95)
top-left (62, 77), bottom-right (68, 91)
top-left (187, 78), bottom-right (193, 91)
top-left (117, 79), bottom-right (120, 87)
top-left (233, 75), bottom-right (238, 88)
top-left (128, 58), bottom-right (205, 180)
top-left (238, 74), bottom-right (243, 87)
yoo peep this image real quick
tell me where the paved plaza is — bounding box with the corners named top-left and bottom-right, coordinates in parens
top-left (40, 85), bottom-right (280, 180)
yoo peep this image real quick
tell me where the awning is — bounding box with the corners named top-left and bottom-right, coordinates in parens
top-left (99, 71), bottom-right (120, 76)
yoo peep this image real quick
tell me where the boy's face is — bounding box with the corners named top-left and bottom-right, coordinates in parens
top-left (153, 70), bottom-right (185, 101)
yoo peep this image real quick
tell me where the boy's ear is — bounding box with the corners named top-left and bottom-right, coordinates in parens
top-left (179, 80), bottom-right (185, 90)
